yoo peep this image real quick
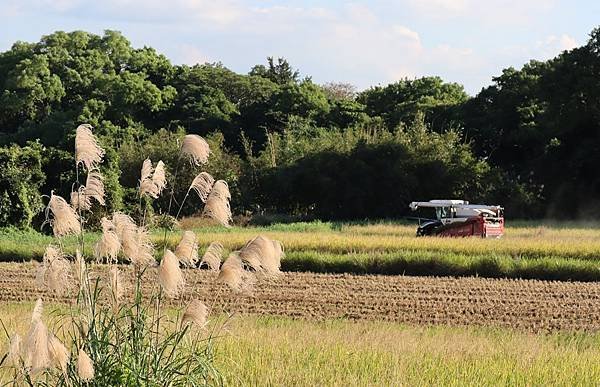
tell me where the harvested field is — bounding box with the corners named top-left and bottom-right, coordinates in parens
top-left (1, 262), bottom-right (599, 333)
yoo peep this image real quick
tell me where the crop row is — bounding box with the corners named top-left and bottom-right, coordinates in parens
top-left (1, 263), bottom-right (599, 333)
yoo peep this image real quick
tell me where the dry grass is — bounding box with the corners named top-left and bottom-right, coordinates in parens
top-left (2, 303), bottom-right (599, 386)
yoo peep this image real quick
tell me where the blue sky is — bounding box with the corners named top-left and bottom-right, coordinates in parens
top-left (0, 0), bottom-right (598, 94)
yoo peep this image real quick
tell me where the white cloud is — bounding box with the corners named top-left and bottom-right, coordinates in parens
top-left (405, 0), bottom-right (556, 24)
top-left (178, 44), bottom-right (211, 65)
top-left (534, 34), bottom-right (578, 59)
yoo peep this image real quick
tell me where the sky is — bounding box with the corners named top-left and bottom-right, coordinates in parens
top-left (0, 0), bottom-right (598, 95)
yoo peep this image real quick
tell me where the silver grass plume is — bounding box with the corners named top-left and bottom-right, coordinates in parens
top-left (70, 187), bottom-right (91, 212)
top-left (113, 213), bottom-right (155, 267)
top-left (218, 253), bottom-right (244, 291)
top-left (108, 265), bottom-right (124, 304)
top-left (84, 171), bottom-right (105, 205)
top-left (199, 242), bottom-right (223, 271)
top-left (182, 299), bottom-right (208, 328)
top-left (152, 160), bottom-right (167, 194)
top-left (31, 298), bottom-right (43, 323)
top-left (74, 250), bottom-right (87, 290)
top-left (94, 217), bottom-right (121, 263)
top-left (174, 231), bottom-right (199, 267)
top-left (189, 172), bottom-right (215, 203)
top-left (75, 124), bottom-right (105, 170)
top-left (47, 193), bottom-right (81, 237)
top-left (25, 319), bottom-right (50, 376)
top-left (159, 249), bottom-right (185, 299)
top-left (36, 245), bottom-right (72, 295)
top-left (77, 348), bottom-right (94, 381)
top-left (139, 158), bottom-right (167, 199)
top-left (7, 333), bottom-right (22, 367)
top-left (181, 134), bottom-right (210, 165)
top-left (202, 180), bottom-right (232, 227)
top-left (47, 333), bottom-right (69, 374)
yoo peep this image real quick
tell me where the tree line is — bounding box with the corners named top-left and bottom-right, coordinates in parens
top-left (1, 28), bottom-right (600, 228)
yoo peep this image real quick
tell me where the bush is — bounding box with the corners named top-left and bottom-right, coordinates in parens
top-left (0, 142), bottom-right (45, 228)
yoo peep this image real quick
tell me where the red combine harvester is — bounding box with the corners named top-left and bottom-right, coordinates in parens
top-left (409, 200), bottom-right (504, 238)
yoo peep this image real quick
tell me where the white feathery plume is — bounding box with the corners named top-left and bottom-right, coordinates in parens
top-left (218, 253), bottom-right (244, 291)
top-left (159, 250), bottom-right (185, 299)
top-left (47, 333), bottom-right (69, 374)
top-left (7, 333), bottom-right (22, 367)
top-left (84, 171), bottom-right (105, 205)
top-left (174, 231), bottom-right (199, 267)
top-left (152, 160), bottom-right (167, 194)
top-left (140, 158), bottom-right (154, 182)
top-left (31, 298), bottom-right (44, 323)
top-left (208, 180), bottom-right (231, 200)
top-left (24, 319), bottom-right (50, 375)
top-left (238, 236), bottom-right (284, 276)
top-left (139, 158), bottom-right (157, 198)
top-left (189, 172), bottom-right (215, 203)
top-left (139, 158), bottom-right (167, 199)
top-left (47, 193), bottom-right (81, 237)
top-left (74, 250), bottom-right (87, 290)
top-left (113, 213), bottom-right (155, 267)
top-left (202, 180), bottom-right (232, 227)
top-left (199, 242), bottom-right (223, 271)
top-left (77, 348), bottom-right (94, 381)
top-left (108, 265), bottom-right (124, 304)
top-left (75, 124), bottom-right (105, 170)
top-left (94, 217), bottom-right (121, 263)
top-left (70, 187), bottom-right (91, 212)
top-left (181, 134), bottom-right (210, 165)
top-left (112, 212), bottom-right (136, 240)
top-left (36, 245), bottom-right (72, 295)
top-left (182, 299), bottom-right (208, 328)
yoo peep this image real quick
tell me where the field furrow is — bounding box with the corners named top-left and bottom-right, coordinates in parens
top-left (1, 263), bottom-right (599, 333)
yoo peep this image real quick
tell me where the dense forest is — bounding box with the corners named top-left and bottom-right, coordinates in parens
top-left (1, 28), bottom-right (600, 228)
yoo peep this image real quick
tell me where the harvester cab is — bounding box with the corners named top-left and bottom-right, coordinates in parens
top-left (409, 200), bottom-right (504, 238)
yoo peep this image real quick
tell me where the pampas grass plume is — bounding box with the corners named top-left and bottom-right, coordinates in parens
top-left (25, 319), bottom-right (50, 375)
top-left (47, 193), bottom-right (81, 237)
top-left (200, 242), bottom-right (223, 271)
top-left (75, 124), bottom-right (105, 170)
top-left (31, 298), bottom-right (44, 323)
top-left (37, 245), bottom-right (72, 295)
top-left (218, 253), bottom-right (244, 291)
top-left (202, 181), bottom-right (232, 227)
top-left (174, 231), bottom-right (198, 267)
top-left (95, 217), bottom-right (121, 263)
top-left (159, 250), bottom-right (185, 298)
top-left (182, 299), bottom-right (208, 328)
top-left (189, 172), bottom-right (215, 203)
top-left (77, 348), bottom-right (94, 381)
top-left (48, 334), bottom-right (69, 373)
top-left (7, 333), bottom-right (22, 367)
top-left (181, 134), bottom-right (210, 165)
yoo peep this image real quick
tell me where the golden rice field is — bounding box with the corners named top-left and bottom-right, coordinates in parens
top-left (4, 221), bottom-right (600, 275)
top-left (1, 303), bottom-right (600, 386)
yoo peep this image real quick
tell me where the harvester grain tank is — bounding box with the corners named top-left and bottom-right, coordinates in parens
top-left (409, 200), bottom-right (504, 238)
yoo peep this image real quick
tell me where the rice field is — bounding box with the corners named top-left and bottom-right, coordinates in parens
top-left (1, 263), bottom-right (599, 333)
top-left (2, 221), bottom-right (600, 385)
top-left (3, 220), bottom-right (600, 281)
top-left (2, 302), bottom-right (599, 386)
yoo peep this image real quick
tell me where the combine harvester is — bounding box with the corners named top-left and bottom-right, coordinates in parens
top-left (409, 200), bottom-right (504, 238)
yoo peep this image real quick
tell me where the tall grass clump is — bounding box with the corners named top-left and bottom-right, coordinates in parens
top-left (0, 124), bottom-right (267, 385)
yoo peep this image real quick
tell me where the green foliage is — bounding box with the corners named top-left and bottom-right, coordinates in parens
top-left (253, 114), bottom-right (489, 219)
top-left (357, 76), bottom-right (468, 130)
top-left (2, 27), bottom-right (600, 224)
top-left (0, 142), bottom-right (45, 228)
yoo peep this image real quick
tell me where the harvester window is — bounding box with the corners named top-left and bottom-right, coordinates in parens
top-left (435, 207), bottom-right (451, 220)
